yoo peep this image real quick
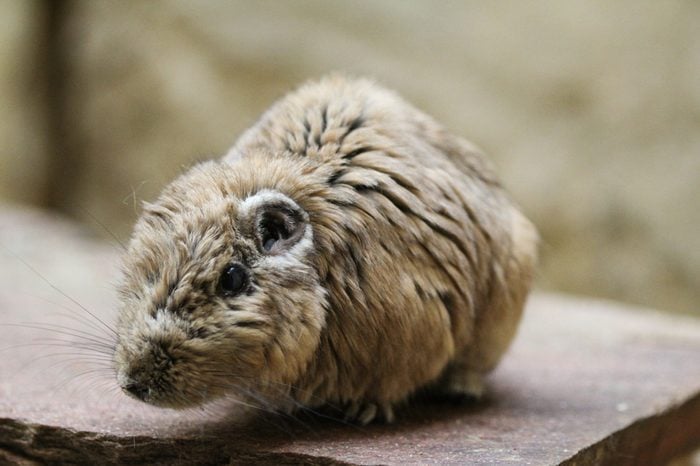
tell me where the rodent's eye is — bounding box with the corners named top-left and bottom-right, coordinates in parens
top-left (218, 263), bottom-right (248, 296)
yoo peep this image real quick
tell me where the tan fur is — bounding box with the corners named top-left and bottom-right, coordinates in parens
top-left (114, 75), bottom-right (537, 424)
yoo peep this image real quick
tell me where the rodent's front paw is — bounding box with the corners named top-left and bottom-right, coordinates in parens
top-left (343, 401), bottom-right (395, 425)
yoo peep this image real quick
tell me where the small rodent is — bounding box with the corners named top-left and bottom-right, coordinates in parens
top-left (114, 75), bottom-right (537, 424)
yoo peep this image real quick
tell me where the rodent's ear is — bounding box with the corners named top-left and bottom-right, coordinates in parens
top-left (240, 191), bottom-right (308, 255)
top-left (256, 204), bottom-right (306, 255)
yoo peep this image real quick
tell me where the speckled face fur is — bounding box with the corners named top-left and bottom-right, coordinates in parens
top-left (114, 75), bottom-right (537, 424)
top-left (115, 178), bottom-right (327, 409)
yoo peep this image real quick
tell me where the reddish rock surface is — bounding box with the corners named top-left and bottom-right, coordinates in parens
top-left (1, 204), bottom-right (699, 465)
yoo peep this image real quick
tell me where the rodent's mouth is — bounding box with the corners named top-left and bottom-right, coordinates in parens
top-left (114, 338), bottom-right (220, 409)
top-left (120, 380), bottom-right (172, 407)
top-left (117, 370), bottom-right (223, 409)
top-left (120, 380), bottom-right (209, 409)
top-left (122, 379), bottom-right (151, 403)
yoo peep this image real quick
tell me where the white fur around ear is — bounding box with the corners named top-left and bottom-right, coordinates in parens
top-left (238, 190), bottom-right (313, 258)
top-left (238, 190), bottom-right (301, 218)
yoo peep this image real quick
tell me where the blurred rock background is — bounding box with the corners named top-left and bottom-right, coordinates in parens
top-left (1, 0), bottom-right (698, 315)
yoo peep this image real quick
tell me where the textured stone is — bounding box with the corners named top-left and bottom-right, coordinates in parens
top-left (1, 204), bottom-right (699, 465)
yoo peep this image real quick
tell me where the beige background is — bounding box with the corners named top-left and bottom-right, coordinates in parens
top-left (1, 0), bottom-right (698, 315)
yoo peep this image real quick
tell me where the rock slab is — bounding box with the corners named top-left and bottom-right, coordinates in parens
top-left (1, 204), bottom-right (699, 465)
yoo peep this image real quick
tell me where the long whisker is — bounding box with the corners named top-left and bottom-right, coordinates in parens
top-left (79, 207), bottom-right (128, 252)
top-left (0, 245), bottom-right (118, 337)
top-left (0, 341), bottom-right (112, 357)
top-left (193, 374), bottom-right (359, 429)
top-left (194, 368), bottom-right (348, 414)
top-left (1, 323), bottom-right (116, 352)
top-left (9, 321), bottom-right (115, 345)
top-left (15, 292), bottom-right (115, 338)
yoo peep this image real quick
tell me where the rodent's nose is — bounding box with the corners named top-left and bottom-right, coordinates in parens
top-left (123, 381), bottom-right (150, 401)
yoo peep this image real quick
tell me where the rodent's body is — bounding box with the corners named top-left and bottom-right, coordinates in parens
top-left (114, 76), bottom-right (537, 424)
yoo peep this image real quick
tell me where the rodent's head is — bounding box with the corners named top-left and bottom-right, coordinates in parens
top-left (114, 160), bottom-right (326, 408)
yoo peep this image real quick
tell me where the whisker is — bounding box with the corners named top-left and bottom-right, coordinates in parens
top-left (79, 207), bottom-right (128, 252)
top-left (0, 340), bottom-right (111, 356)
top-left (27, 350), bottom-right (113, 362)
top-left (12, 321), bottom-right (115, 345)
top-left (194, 368), bottom-right (347, 414)
top-left (20, 351), bottom-right (113, 371)
top-left (53, 367), bottom-right (116, 393)
top-left (15, 292), bottom-right (114, 338)
top-left (195, 376), bottom-right (357, 431)
top-left (1, 323), bottom-right (115, 352)
top-left (123, 180), bottom-right (148, 214)
top-left (0, 245), bottom-right (118, 337)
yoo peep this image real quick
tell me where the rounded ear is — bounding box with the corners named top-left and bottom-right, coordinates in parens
top-left (239, 191), bottom-right (308, 255)
top-left (256, 202), bottom-right (306, 255)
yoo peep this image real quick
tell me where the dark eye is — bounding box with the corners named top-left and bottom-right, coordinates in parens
top-left (218, 263), bottom-right (248, 296)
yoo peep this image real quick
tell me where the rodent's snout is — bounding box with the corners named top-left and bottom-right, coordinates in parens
top-left (116, 346), bottom-right (170, 405)
top-left (118, 364), bottom-right (155, 403)
top-left (114, 320), bottom-right (230, 409)
top-left (114, 327), bottom-right (191, 407)
top-left (122, 379), bottom-right (150, 401)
